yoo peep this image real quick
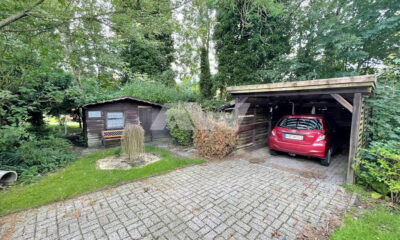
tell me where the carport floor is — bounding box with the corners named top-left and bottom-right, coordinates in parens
top-left (245, 148), bottom-right (348, 185)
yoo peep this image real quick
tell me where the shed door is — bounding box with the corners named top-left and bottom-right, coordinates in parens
top-left (139, 106), bottom-right (152, 141)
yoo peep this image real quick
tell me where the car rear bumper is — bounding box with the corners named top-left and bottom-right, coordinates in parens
top-left (268, 136), bottom-right (328, 159)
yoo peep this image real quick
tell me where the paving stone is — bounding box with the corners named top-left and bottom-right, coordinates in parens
top-left (2, 158), bottom-right (352, 240)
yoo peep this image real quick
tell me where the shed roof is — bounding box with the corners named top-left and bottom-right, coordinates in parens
top-left (82, 96), bottom-right (164, 108)
top-left (227, 75), bottom-right (376, 96)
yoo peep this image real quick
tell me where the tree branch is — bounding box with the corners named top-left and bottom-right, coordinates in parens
top-left (0, 0), bottom-right (45, 30)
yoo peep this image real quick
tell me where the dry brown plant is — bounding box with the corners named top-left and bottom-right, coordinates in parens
top-left (122, 124), bottom-right (144, 163)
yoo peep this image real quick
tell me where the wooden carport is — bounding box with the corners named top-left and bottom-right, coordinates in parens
top-left (227, 75), bottom-right (377, 184)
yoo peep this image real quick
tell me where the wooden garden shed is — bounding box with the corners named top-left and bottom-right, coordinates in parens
top-left (227, 75), bottom-right (377, 184)
top-left (81, 97), bottom-right (168, 147)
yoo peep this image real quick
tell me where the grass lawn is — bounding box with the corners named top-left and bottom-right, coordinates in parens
top-left (0, 146), bottom-right (204, 216)
top-left (331, 185), bottom-right (400, 240)
top-left (47, 123), bottom-right (82, 135)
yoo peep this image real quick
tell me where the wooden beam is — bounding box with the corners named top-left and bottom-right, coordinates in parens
top-left (347, 93), bottom-right (362, 184)
top-left (330, 94), bottom-right (353, 113)
top-left (234, 87), bottom-right (372, 98)
top-left (227, 75), bottom-right (376, 94)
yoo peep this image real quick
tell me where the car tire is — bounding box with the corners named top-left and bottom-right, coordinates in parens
top-left (269, 149), bottom-right (278, 156)
top-left (320, 147), bottom-right (332, 166)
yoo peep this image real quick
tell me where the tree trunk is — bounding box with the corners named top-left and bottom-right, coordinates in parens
top-left (29, 111), bottom-right (45, 127)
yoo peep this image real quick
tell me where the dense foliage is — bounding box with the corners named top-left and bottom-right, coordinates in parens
top-left (356, 55), bottom-right (400, 201)
top-left (165, 105), bottom-right (193, 146)
top-left (356, 144), bottom-right (400, 203)
top-left (116, 0), bottom-right (176, 87)
top-left (82, 75), bottom-right (198, 105)
top-left (365, 58), bottom-right (400, 146)
top-left (0, 0), bottom-right (189, 183)
top-left (0, 130), bottom-right (76, 184)
top-left (214, 0), bottom-right (290, 95)
top-left (213, 0), bottom-right (400, 96)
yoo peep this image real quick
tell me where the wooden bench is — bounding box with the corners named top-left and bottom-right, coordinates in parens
top-left (101, 130), bottom-right (124, 147)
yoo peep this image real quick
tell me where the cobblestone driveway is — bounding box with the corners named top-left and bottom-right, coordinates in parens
top-left (1, 159), bottom-right (352, 240)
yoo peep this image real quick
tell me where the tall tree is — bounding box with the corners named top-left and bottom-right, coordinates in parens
top-left (214, 0), bottom-right (291, 97)
top-left (174, 0), bottom-right (216, 95)
top-left (289, 0), bottom-right (400, 80)
top-left (199, 47), bottom-right (213, 98)
top-left (114, 0), bottom-right (177, 87)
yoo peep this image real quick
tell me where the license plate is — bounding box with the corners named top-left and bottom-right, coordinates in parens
top-left (284, 134), bottom-right (303, 140)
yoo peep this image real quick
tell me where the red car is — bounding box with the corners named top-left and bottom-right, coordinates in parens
top-left (268, 115), bottom-right (333, 166)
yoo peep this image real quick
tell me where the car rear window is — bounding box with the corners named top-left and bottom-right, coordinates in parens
top-left (278, 118), bottom-right (322, 130)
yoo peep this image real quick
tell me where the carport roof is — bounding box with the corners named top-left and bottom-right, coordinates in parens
top-left (227, 75), bottom-right (377, 96)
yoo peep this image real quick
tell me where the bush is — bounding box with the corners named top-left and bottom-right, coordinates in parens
top-left (365, 73), bottom-right (400, 146)
top-left (184, 103), bottom-right (238, 159)
top-left (0, 135), bottom-right (76, 184)
top-left (355, 142), bottom-right (400, 203)
top-left (355, 55), bottom-right (400, 202)
top-left (0, 125), bottom-right (30, 153)
top-left (165, 105), bottom-right (193, 146)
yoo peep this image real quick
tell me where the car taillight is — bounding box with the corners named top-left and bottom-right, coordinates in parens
top-left (316, 135), bottom-right (325, 142)
top-left (271, 129), bottom-right (276, 136)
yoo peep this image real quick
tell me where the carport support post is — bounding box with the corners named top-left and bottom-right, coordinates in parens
top-left (347, 93), bottom-right (362, 184)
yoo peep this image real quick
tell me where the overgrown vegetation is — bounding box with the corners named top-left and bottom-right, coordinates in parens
top-left (0, 146), bottom-right (204, 216)
top-left (82, 75), bottom-right (198, 106)
top-left (0, 127), bottom-right (76, 184)
top-left (165, 104), bottom-right (193, 146)
top-left (355, 55), bottom-right (400, 203)
top-left (122, 124), bottom-right (145, 163)
top-left (214, 0), bottom-right (399, 96)
top-left (356, 145), bottom-right (400, 203)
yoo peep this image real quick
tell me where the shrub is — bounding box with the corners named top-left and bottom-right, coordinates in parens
top-left (0, 125), bottom-right (30, 153)
top-left (122, 124), bottom-right (144, 163)
top-left (355, 142), bottom-right (400, 203)
top-left (0, 136), bottom-right (76, 184)
top-left (184, 103), bottom-right (238, 159)
top-left (355, 55), bottom-right (400, 202)
top-left (165, 104), bottom-right (193, 146)
top-left (365, 73), bottom-right (400, 146)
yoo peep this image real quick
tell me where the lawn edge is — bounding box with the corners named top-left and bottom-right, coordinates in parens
top-left (0, 156), bottom-right (205, 218)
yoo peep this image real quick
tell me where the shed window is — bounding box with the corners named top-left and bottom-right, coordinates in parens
top-left (88, 111), bottom-right (101, 118)
top-left (107, 112), bottom-right (124, 129)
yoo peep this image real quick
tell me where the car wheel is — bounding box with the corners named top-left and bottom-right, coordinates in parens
top-left (269, 149), bottom-right (278, 156)
top-left (320, 147), bottom-right (332, 166)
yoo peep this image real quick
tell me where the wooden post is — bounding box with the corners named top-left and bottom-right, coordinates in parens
top-left (267, 107), bottom-right (273, 144)
top-left (347, 93), bottom-right (362, 184)
top-left (252, 106), bottom-right (256, 146)
top-left (234, 96), bottom-right (239, 124)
